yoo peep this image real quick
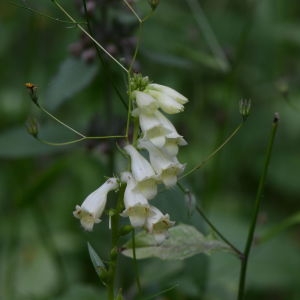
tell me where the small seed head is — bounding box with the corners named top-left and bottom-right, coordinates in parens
top-left (148, 0), bottom-right (159, 10)
top-left (25, 82), bottom-right (39, 105)
top-left (26, 118), bottom-right (39, 138)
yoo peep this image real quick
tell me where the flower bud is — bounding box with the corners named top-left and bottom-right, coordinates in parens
top-left (26, 117), bottom-right (39, 138)
top-left (25, 82), bottom-right (39, 105)
top-left (147, 83), bottom-right (188, 105)
top-left (148, 0), bottom-right (159, 10)
top-left (239, 99), bottom-right (251, 121)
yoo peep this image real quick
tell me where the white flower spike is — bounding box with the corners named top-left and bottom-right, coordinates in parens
top-left (138, 139), bottom-right (185, 187)
top-left (120, 172), bottom-right (150, 227)
top-left (73, 177), bottom-right (118, 231)
top-left (134, 91), bottom-right (159, 114)
top-left (145, 89), bottom-right (184, 114)
top-left (124, 144), bottom-right (158, 199)
top-left (146, 206), bottom-right (175, 244)
top-left (147, 83), bottom-right (188, 105)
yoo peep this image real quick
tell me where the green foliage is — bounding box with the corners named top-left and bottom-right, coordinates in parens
top-left (1, 0), bottom-right (300, 299)
top-left (122, 224), bottom-right (234, 260)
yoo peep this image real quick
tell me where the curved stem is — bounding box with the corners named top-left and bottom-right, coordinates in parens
top-left (237, 113), bottom-right (279, 300)
top-left (38, 105), bottom-right (86, 138)
top-left (195, 205), bottom-right (243, 259)
top-left (52, 0), bottom-right (128, 74)
top-left (177, 182), bottom-right (243, 259)
top-left (180, 121), bottom-right (244, 179)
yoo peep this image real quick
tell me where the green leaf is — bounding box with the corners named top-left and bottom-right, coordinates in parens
top-left (45, 57), bottom-right (99, 110)
top-left (87, 243), bottom-right (107, 282)
top-left (121, 224), bottom-right (234, 260)
top-left (258, 211), bottom-right (300, 244)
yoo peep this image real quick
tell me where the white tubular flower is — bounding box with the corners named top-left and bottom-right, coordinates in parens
top-left (153, 110), bottom-right (187, 155)
top-left (138, 112), bottom-right (171, 148)
top-left (120, 172), bottom-right (150, 227)
top-left (124, 144), bottom-right (158, 199)
top-left (138, 140), bottom-right (185, 187)
top-left (145, 89), bottom-right (184, 114)
top-left (73, 177), bottom-right (118, 231)
top-left (134, 91), bottom-right (159, 114)
top-left (146, 206), bottom-right (175, 244)
top-left (147, 83), bottom-right (188, 105)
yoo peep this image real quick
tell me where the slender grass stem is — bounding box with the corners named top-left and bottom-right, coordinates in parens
top-left (9, 1), bottom-right (86, 24)
top-left (195, 205), bottom-right (244, 259)
top-left (52, 0), bottom-right (129, 74)
top-left (38, 105), bottom-right (86, 138)
top-left (177, 182), bottom-right (243, 259)
top-left (237, 113), bottom-right (279, 300)
top-left (107, 185), bottom-right (126, 300)
top-left (185, 0), bottom-right (230, 72)
top-left (131, 229), bottom-right (142, 294)
top-left (123, 0), bottom-right (142, 23)
top-left (180, 121), bottom-right (244, 179)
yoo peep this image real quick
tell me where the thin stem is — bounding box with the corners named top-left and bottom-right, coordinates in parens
top-left (196, 205), bottom-right (243, 259)
top-left (180, 121), bottom-right (244, 179)
top-left (36, 134), bottom-right (128, 146)
top-left (237, 113), bottom-right (279, 300)
top-left (38, 104), bottom-right (86, 138)
top-left (107, 185), bottom-right (126, 300)
top-left (52, 0), bottom-right (129, 74)
top-left (185, 0), bottom-right (230, 72)
top-left (9, 1), bottom-right (86, 24)
top-left (131, 229), bottom-right (142, 294)
top-left (123, 0), bottom-right (142, 23)
top-left (177, 182), bottom-right (243, 259)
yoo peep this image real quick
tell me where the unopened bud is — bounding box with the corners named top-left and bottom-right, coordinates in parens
top-left (129, 73), bottom-right (150, 92)
top-left (148, 0), bottom-right (159, 10)
top-left (239, 99), bottom-right (251, 121)
top-left (184, 190), bottom-right (196, 217)
top-left (119, 225), bottom-right (134, 236)
top-left (26, 118), bottom-right (39, 138)
top-left (25, 82), bottom-right (39, 105)
top-left (115, 289), bottom-right (124, 300)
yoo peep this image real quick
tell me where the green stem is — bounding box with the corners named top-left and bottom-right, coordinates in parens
top-left (195, 205), bottom-right (243, 259)
top-left (177, 182), bottom-right (243, 259)
top-left (9, 1), bottom-right (85, 24)
top-left (107, 185), bottom-right (125, 300)
top-left (38, 105), bottom-right (86, 138)
top-left (52, 0), bottom-right (128, 74)
top-left (237, 113), bottom-right (279, 300)
top-left (180, 121), bottom-right (244, 179)
top-left (131, 229), bottom-right (142, 294)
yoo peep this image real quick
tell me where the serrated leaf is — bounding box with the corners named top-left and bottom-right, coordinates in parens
top-left (121, 224), bottom-right (234, 260)
top-left (87, 243), bottom-right (107, 280)
top-left (45, 57), bottom-right (99, 110)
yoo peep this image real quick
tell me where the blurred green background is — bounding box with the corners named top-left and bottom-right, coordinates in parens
top-left (1, 0), bottom-right (300, 299)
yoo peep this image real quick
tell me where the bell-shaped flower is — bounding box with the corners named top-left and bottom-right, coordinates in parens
top-left (145, 89), bottom-right (184, 114)
top-left (73, 177), bottom-right (118, 231)
top-left (146, 206), bottom-right (175, 244)
top-left (137, 112), bottom-right (171, 148)
top-left (138, 139), bottom-right (185, 187)
top-left (134, 90), bottom-right (159, 114)
top-left (147, 83), bottom-right (188, 105)
top-left (124, 144), bottom-right (158, 199)
top-left (152, 110), bottom-right (187, 155)
top-left (120, 172), bottom-right (150, 227)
